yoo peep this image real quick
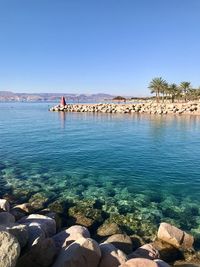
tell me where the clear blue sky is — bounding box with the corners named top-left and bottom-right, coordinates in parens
top-left (0, 0), bottom-right (200, 96)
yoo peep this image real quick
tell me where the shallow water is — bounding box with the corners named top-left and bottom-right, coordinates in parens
top-left (0, 102), bottom-right (200, 239)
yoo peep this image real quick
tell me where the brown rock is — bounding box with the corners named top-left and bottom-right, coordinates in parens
top-left (157, 223), bottom-right (194, 249)
top-left (16, 238), bottom-right (57, 267)
top-left (105, 234), bottom-right (133, 254)
top-left (0, 199), bottom-right (10, 212)
top-left (52, 237), bottom-right (101, 267)
top-left (97, 222), bottom-right (122, 237)
top-left (99, 243), bottom-right (127, 267)
top-left (128, 243), bottom-right (160, 260)
top-left (119, 258), bottom-right (158, 267)
top-left (52, 225), bottom-right (90, 249)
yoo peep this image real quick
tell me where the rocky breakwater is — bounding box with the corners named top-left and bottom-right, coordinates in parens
top-left (0, 198), bottom-right (200, 267)
top-left (49, 102), bottom-right (200, 115)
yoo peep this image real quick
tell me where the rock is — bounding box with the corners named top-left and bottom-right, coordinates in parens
top-left (130, 235), bottom-right (145, 250)
top-left (16, 238), bottom-right (57, 267)
top-left (29, 193), bottom-right (48, 210)
top-left (52, 237), bottom-right (101, 267)
top-left (157, 223), bottom-right (194, 249)
top-left (105, 233), bottom-right (133, 254)
top-left (25, 222), bottom-right (46, 247)
top-left (0, 223), bottom-right (28, 248)
top-left (0, 212), bottom-right (15, 225)
top-left (10, 208), bottom-right (27, 221)
top-left (18, 214), bottom-right (56, 237)
top-left (52, 225), bottom-right (90, 249)
top-left (0, 199), bottom-right (10, 212)
top-left (0, 230), bottom-right (20, 267)
top-left (153, 239), bottom-right (182, 262)
top-left (38, 210), bottom-right (62, 230)
top-left (97, 221), bottom-right (122, 237)
top-left (68, 205), bottom-right (103, 228)
top-left (128, 243), bottom-right (160, 260)
top-left (99, 243), bottom-right (127, 267)
top-left (154, 259), bottom-right (171, 266)
top-left (173, 260), bottom-right (200, 266)
top-left (13, 203), bottom-right (34, 213)
top-left (119, 258), bottom-right (158, 266)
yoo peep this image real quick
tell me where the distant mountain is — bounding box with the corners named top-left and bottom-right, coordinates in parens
top-left (0, 91), bottom-right (115, 102)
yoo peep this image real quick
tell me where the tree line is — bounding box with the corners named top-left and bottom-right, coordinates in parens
top-left (148, 77), bottom-right (200, 103)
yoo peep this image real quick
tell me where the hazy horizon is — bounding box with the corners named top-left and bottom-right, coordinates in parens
top-left (0, 0), bottom-right (200, 95)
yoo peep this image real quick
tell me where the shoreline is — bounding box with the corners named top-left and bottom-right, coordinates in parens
top-left (49, 102), bottom-right (200, 116)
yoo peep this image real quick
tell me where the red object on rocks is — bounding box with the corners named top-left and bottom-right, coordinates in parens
top-left (60, 96), bottom-right (66, 106)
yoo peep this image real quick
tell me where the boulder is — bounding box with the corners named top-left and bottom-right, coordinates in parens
top-left (153, 239), bottom-right (182, 262)
top-left (119, 258), bottom-right (158, 266)
top-left (13, 203), bottom-right (34, 213)
top-left (0, 199), bottom-right (10, 212)
top-left (128, 243), bottom-right (160, 260)
top-left (0, 230), bottom-right (20, 267)
top-left (0, 212), bottom-right (15, 225)
top-left (25, 222), bottom-right (46, 247)
top-left (0, 223), bottom-right (28, 248)
top-left (52, 225), bottom-right (90, 249)
top-left (97, 222), bottom-right (122, 237)
top-left (154, 259), bottom-right (171, 267)
top-left (18, 214), bottom-right (56, 237)
top-left (99, 243), bottom-right (127, 267)
top-left (29, 193), bottom-right (48, 210)
top-left (52, 237), bottom-right (101, 267)
top-left (105, 233), bottom-right (133, 254)
top-left (158, 223), bottom-right (194, 249)
top-left (16, 238), bottom-right (57, 267)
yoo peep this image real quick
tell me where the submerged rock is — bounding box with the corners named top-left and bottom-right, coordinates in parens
top-left (97, 221), bottom-right (122, 236)
top-left (29, 193), bottom-right (48, 210)
top-left (0, 230), bottom-right (20, 267)
top-left (52, 237), bottom-right (101, 267)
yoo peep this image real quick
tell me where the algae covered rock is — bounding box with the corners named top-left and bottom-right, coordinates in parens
top-left (68, 205), bottom-right (103, 228)
top-left (97, 221), bottom-right (122, 236)
top-left (29, 193), bottom-right (48, 210)
top-left (0, 230), bottom-right (20, 267)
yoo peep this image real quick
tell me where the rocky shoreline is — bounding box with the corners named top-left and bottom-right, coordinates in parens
top-left (49, 102), bottom-right (200, 115)
top-left (0, 197), bottom-right (200, 267)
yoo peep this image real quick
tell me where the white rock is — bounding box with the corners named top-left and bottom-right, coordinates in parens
top-left (0, 199), bottom-right (10, 212)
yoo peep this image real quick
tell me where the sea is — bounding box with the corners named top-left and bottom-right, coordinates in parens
top-left (0, 102), bottom-right (200, 242)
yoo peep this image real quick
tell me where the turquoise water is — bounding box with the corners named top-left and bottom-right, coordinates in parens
top-left (0, 102), bottom-right (200, 241)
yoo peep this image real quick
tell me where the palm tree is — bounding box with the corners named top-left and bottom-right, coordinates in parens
top-left (168, 83), bottom-right (180, 103)
top-left (180, 82), bottom-right (191, 102)
top-left (148, 77), bottom-right (167, 103)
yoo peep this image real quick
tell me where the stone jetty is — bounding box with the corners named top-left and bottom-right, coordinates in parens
top-left (0, 197), bottom-right (200, 267)
top-left (49, 102), bottom-right (200, 115)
